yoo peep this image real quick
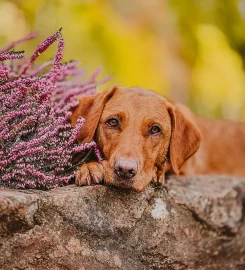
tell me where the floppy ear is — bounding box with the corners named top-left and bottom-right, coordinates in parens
top-left (71, 86), bottom-right (117, 143)
top-left (168, 103), bottom-right (201, 174)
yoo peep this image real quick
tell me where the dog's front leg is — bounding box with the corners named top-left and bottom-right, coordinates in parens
top-left (152, 164), bottom-right (168, 185)
top-left (75, 161), bottom-right (104, 186)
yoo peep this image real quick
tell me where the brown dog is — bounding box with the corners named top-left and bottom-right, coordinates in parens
top-left (71, 86), bottom-right (245, 191)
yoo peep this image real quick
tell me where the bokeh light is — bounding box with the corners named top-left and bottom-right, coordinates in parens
top-left (1, 0), bottom-right (245, 120)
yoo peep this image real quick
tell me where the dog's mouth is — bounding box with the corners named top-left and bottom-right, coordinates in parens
top-left (103, 164), bottom-right (152, 192)
top-left (112, 173), bottom-right (135, 187)
top-left (103, 171), bottom-right (135, 188)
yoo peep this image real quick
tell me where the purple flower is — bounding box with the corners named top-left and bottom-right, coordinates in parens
top-left (0, 29), bottom-right (107, 189)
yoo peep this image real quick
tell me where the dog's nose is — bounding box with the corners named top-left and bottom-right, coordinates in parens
top-left (114, 158), bottom-right (138, 180)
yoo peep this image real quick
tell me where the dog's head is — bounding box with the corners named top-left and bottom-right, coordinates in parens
top-left (71, 86), bottom-right (200, 191)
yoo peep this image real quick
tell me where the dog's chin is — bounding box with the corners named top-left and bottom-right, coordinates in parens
top-left (102, 160), bottom-right (153, 192)
top-left (103, 172), bottom-right (151, 192)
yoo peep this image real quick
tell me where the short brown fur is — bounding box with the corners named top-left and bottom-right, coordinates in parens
top-left (71, 86), bottom-right (245, 191)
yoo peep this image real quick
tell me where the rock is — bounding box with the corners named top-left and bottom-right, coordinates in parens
top-left (0, 190), bottom-right (39, 236)
top-left (0, 175), bottom-right (245, 270)
top-left (166, 175), bottom-right (245, 234)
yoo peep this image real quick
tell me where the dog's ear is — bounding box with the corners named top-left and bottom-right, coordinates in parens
top-left (167, 102), bottom-right (201, 174)
top-left (71, 86), bottom-right (117, 143)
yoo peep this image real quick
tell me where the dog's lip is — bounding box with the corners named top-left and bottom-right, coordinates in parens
top-left (110, 179), bottom-right (137, 191)
top-left (112, 172), bottom-right (135, 183)
top-left (104, 174), bottom-right (136, 189)
top-left (104, 172), bottom-right (148, 192)
top-left (109, 178), bottom-right (146, 192)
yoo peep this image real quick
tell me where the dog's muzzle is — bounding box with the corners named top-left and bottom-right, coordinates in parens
top-left (114, 158), bottom-right (138, 180)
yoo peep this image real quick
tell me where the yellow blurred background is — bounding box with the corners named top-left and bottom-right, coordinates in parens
top-left (1, 0), bottom-right (245, 120)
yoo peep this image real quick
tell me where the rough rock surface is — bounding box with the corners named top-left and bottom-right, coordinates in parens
top-left (0, 175), bottom-right (245, 270)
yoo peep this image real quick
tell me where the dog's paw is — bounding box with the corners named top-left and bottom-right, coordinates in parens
top-left (152, 167), bottom-right (165, 185)
top-left (75, 162), bottom-right (104, 186)
top-left (157, 173), bottom-right (165, 185)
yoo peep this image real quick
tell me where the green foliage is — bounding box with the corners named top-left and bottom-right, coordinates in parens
top-left (1, 0), bottom-right (245, 120)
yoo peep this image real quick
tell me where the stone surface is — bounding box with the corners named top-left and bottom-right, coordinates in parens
top-left (0, 175), bottom-right (245, 270)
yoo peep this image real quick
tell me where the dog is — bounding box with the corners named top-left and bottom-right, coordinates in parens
top-left (71, 86), bottom-right (245, 192)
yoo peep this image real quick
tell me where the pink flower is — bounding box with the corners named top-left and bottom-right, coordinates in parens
top-left (0, 29), bottom-right (107, 189)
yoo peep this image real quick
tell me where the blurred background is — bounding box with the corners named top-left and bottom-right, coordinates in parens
top-left (1, 0), bottom-right (245, 120)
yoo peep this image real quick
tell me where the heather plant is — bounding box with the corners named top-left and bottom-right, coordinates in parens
top-left (0, 29), bottom-right (106, 189)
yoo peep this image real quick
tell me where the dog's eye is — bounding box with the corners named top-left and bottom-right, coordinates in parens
top-left (105, 118), bottom-right (119, 128)
top-left (150, 125), bottom-right (161, 135)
